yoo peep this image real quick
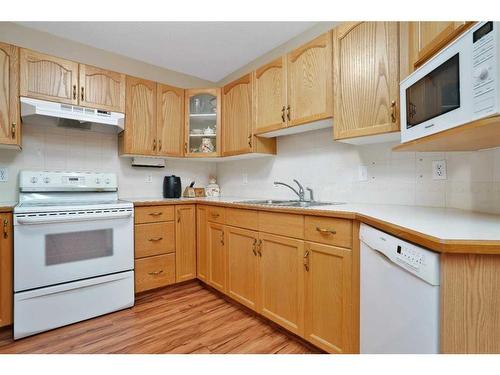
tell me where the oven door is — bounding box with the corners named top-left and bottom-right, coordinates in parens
top-left (400, 29), bottom-right (474, 143)
top-left (14, 209), bottom-right (134, 292)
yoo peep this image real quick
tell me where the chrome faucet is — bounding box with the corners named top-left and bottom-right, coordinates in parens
top-left (273, 179), bottom-right (306, 201)
top-left (306, 187), bottom-right (314, 202)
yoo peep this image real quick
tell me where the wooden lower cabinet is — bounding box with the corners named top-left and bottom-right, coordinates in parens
top-left (175, 205), bottom-right (196, 282)
top-left (226, 226), bottom-right (259, 310)
top-left (304, 242), bottom-right (354, 353)
top-left (135, 254), bottom-right (176, 293)
top-left (258, 233), bottom-right (305, 336)
top-left (0, 213), bottom-right (13, 328)
top-left (207, 222), bottom-right (226, 293)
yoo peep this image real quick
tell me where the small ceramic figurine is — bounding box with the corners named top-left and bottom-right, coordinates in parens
top-left (200, 137), bottom-right (215, 153)
top-left (205, 176), bottom-right (220, 197)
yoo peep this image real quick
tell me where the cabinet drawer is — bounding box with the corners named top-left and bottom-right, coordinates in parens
top-left (259, 211), bottom-right (304, 239)
top-left (135, 253), bottom-right (175, 293)
top-left (226, 208), bottom-right (258, 230)
top-left (135, 222), bottom-right (175, 259)
top-left (305, 216), bottom-right (352, 248)
top-left (207, 206), bottom-right (225, 224)
top-left (135, 206), bottom-right (175, 224)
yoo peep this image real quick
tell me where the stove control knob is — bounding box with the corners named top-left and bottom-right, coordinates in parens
top-left (44, 177), bottom-right (51, 184)
top-left (95, 178), bottom-right (101, 184)
top-left (30, 176), bottom-right (38, 184)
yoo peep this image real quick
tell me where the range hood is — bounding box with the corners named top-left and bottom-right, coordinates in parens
top-left (20, 97), bottom-right (125, 133)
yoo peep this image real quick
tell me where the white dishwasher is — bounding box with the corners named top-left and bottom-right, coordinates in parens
top-left (360, 223), bottom-right (440, 354)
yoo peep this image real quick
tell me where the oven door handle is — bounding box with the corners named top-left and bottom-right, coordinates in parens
top-left (16, 211), bottom-right (133, 225)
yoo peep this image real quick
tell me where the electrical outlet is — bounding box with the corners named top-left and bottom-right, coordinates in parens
top-left (432, 160), bottom-right (447, 180)
top-left (0, 167), bottom-right (7, 182)
top-left (145, 174), bottom-right (153, 183)
top-left (242, 173), bottom-right (248, 185)
top-left (358, 165), bottom-right (368, 181)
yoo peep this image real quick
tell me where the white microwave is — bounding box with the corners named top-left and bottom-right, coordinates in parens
top-left (400, 22), bottom-right (499, 143)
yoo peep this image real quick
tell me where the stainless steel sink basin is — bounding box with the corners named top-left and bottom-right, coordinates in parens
top-left (236, 200), bottom-right (344, 208)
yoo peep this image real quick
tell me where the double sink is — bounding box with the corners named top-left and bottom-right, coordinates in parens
top-left (236, 199), bottom-right (344, 208)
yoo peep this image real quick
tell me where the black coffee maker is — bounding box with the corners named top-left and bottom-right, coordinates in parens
top-left (163, 175), bottom-right (182, 198)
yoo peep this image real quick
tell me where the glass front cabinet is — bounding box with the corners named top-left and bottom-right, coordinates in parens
top-left (184, 88), bottom-right (221, 157)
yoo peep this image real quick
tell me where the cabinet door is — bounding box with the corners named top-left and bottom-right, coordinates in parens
top-left (20, 49), bottom-right (79, 105)
top-left (0, 213), bottom-right (13, 328)
top-left (304, 242), bottom-right (353, 354)
top-left (409, 22), bottom-right (474, 71)
top-left (0, 43), bottom-right (20, 147)
top-left (79, 64), bottom-right (125, 112)
top-left (196, 206), bottom-right (209, 282)
top-left (175, 205), bottom-right (196, 282)
top-left (287, 32), bottom-right (333, 127)
top-left (207, 222), bottom-right (226, 293)
top-left (333, 22), bottom-right (400, 140)
top-left (157, 83), bottom-right (184, 157)
top-left (121, 76), bottom-right (157, 155)
top-left (184, 88), bottom-right (221, 158)
top-left (258, 233), bottom-right (304, 336)
top-left (226, 226), bottom-right (259, 311)
top-left (222, 74), bottom-right (253, 156)
top-left (254, 57), bottom-right (287, 134)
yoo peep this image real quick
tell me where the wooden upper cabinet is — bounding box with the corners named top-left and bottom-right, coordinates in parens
top-left (287, 32), bottom-right (333, 127)
top-left (304, 242), bottom-right (353, 354)
top-left (120, 76), bottom-right (157, 156)
top-left (408, 22), bottom-right (475, 72)
top-left (157, 83), bottom-right (184, 157)
top-left (79, 64), bottom-right (125, 112)
top-left (0, 213), bottom-right (13, 328)
top-left (0, 42), bottom-right (20, 148)
top-left (222, 74), bottom-right (253, 156)
top-left (333, 22), bottom-right (401, 141)
top-left (175, 205), bottom-right (197, 282)
top-left (254, 57), bottom-right (287, 134)
top-left (20, 49), bottom-right (79, 105)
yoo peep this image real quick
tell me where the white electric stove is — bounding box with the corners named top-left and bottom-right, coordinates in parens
top-left (13, 171), bottom-right (135, 339)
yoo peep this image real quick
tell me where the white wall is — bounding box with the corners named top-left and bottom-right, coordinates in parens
top-left (217, 127), bottom-right (500, 214)
top-left (0, 123), bottom-right (215, 201)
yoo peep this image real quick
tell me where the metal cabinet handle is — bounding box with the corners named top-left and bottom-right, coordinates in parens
top-left (281, 106), bottom-right (286, 122)
top-left (148, 237), bottom-right (163, 242)
top-left (73, 85), bottom-right (77, 100)
top-left (286, 105), bottom-right (291, 121)
top-left (220, 231), bottom-right (225, 246)
top-left (257, 239), bottom-right (262, 257)
top-left (148, 270), bottom-right (164, 276)
top-left (3, 219), bottom-right (8, 239)
top-left (316, 226), bottom-right (337, 235)
top-left (211, 213), bottom-right (220, 218)
top-left (184, 142), bottom-right (188, 153)
top-left (153, 139), bottom-right (157, 151)
top-left (391, 100), bottom-right (397, 123)
top-left (81, 86), bottom-right (85, 101)
top-left (303, 250), bottom-right (310, 271)
top-left (149, 212), bottom-right (163, 216)
top-left (158, 139), bottom-right (162, 152)
top-left (252, 238), bottom-right (257, 256)
top-left (177, 211), bottom-right (181, 223)
top-left (11, 123), bottom-right (16, 138)
top-left (248, 134), bottom-right (252, 148)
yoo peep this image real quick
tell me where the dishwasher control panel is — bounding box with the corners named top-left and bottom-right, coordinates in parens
top-left (360, 224), bottom-right (440, 286)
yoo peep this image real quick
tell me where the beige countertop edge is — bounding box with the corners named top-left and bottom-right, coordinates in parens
top-left (125, 197), bottom-right (500, 255)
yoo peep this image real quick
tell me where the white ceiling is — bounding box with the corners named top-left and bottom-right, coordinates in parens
top-left (17, 22), bottom-right (317, 82)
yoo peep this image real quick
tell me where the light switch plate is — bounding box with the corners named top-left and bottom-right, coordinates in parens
top-left (145, 174), bottom-right (153, 183)
top-left (432, 160), bottom-right (447, 180)
top-left (242, 173), bottom-right (248, 185)
top-left (358, 166), bottom-right (368, 181)
top-left (0, 167), bottom-right (7, 182)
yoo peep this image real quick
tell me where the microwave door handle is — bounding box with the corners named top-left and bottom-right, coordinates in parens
top-left (16, 211), bottom-right (132, 225)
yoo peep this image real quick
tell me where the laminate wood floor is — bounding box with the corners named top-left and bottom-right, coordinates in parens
top-left (0, 281), bottom-right (321, 354)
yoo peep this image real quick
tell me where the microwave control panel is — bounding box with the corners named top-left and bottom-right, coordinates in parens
top-left (472, 22), bottom-right (497, 115)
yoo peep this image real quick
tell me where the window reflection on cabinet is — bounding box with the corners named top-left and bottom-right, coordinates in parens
top-left (184, 88), bottom-right (221, 158)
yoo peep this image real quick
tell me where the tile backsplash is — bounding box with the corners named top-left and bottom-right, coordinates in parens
top-left (2, 124), bottom-right (500, 214)
top-left (217, 128), bottom-right (500, 214)
top-left (0, 122), bottom-right (215, 201)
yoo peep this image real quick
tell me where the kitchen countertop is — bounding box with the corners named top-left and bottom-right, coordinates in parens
top-left (0, 201), bottom-right (17, 213)
top-left (124, 196), bottom-right (500, 254)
